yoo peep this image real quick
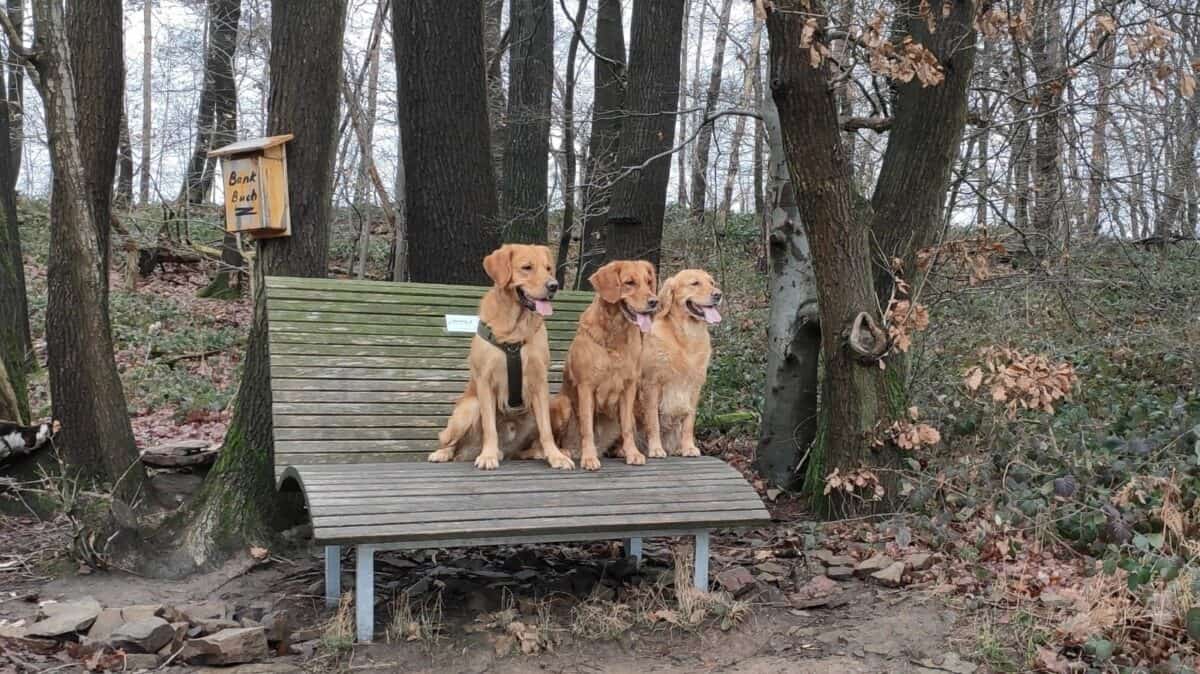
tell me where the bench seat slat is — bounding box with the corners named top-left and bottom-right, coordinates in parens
top-left (274, 403), bottom-right (455, 416)
top-left (316, 499), bottom-right (766, 528)
top-left (314, 510), bottom-right (769, 546)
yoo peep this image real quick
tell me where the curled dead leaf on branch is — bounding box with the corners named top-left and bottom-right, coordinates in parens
top-left (974, 4), bottom-right (1031, 43)
top-left (963, 347), bottom-right (1077, 418)
top-left (884, 299), bottom-right (930, 353)
top-left (823, 467), bottom-right (885, 501)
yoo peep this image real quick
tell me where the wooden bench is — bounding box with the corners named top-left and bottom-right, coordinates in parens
top-left (267, 276), bottom-right (770, 641)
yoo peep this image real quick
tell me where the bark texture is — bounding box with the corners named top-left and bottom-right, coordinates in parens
top-left (34, 0), bottom-right (143, 494)
top-left (577, 0), bottom-right (625, 287)
top-left (501, 0), bottom-right (553, 243)
top-left (0, 60), bottom-right (28, 423)
top-left (139, 0), bottom-right (152, 204)
top-left (604, 0), bottom-right (686, 270)
top-left (395, 0), bottom-right (499, 285)
top-left (1030, 0), bottom-right (1063, 254)
top-left (179, 0), bottom-right (241, 206)
top-left (183, 0), bottom-right (345, 566)
top-left (868, 0), bottom-right (978, 299)
top-left (754, 92), bottom-right (820, 490)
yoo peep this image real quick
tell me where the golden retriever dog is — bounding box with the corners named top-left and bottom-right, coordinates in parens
top-left (427, 244), bottom-right (574, 471)
top-left (638, 269), bottom-right (722, 458)
top-left (550, 260), bottom-right (659, 470)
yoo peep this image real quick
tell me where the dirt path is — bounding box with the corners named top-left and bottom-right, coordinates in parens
top-left (3, 534), bottom-right (982, 673)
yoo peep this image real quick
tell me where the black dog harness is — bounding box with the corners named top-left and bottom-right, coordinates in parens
top-left (476, 322), bottom-right (525, 409)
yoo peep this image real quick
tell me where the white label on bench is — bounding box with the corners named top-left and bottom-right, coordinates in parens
top-left (444, 314), bottom-right (480, 333)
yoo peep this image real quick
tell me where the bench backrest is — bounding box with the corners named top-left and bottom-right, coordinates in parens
top-left (265, 276), bottom-right (592, 470)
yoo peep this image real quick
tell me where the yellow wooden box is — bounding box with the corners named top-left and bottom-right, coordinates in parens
top-left (208, 134), bottom-right (293, 239)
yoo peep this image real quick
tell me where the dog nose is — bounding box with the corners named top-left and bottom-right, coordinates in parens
top-left (712, 291), bottom-right (723, 303)
top-left (546, 279), bottom-right (559, 294)
top-left (647, 297), bottom-right (659, 310)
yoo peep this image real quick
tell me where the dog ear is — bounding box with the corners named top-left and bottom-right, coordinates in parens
top-left (483, 246), bottom-right (513, 287)
top-left (536, 245), bottom-right (555, 268)
top-left (589, 262), bottom-right (622, 303)
top-left (657, 275), bottom-right (677, 319)
top-left (640, 260), bottom-right (657, 293)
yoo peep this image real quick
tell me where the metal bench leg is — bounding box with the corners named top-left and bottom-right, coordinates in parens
top-left (624, 537), bottom-right (643, 565)
top-left (355, 545), bottom-right (375, 642)
top-left (324, 546), bottom-right (341, 608)
top-left (693, 531), bottom-right (709, 592)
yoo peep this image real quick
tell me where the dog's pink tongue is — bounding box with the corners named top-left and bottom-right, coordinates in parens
top-left (534, 299), bottom-right (553, 317)
top-left (702, 306), bottom-right (722, 324)
top-left (636, 313), bottom-right (652, 333)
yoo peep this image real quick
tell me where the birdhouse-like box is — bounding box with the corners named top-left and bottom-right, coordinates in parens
top-left (208, 134), bottom-right (294, 239)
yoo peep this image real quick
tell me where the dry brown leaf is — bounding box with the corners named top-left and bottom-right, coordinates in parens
top-left (249, 545), bottom-right (269, 561)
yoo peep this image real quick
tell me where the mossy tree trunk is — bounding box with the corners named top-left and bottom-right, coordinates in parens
top-left (0, 59), bottom-right (29, 424)
top-left (33, 0), bottom-right (146, 496)
top-left (182, 0), bottom-right (345, 567)
top-left (764, 0), bottom-right (975, 515)
top-left (754, 92), bottom-right (820, 491)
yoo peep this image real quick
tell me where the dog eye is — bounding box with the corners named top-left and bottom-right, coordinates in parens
top-left (521, 264), bottom-right (533, 271)
top-left (691, 281), bottom-right (700, 286)
top-left (623, 280), bottom-right (634, 286)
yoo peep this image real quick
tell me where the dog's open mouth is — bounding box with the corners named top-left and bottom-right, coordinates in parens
top-left (620, 301), bottom-right (655, 333)
top-left (517, 287), bottom-right (554, 317)
top-left (686, 299), bottom-right (722, 325)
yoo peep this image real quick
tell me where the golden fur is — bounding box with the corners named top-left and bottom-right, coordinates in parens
top-left (638, 269), bottom-right (722, 457)
top-left (427, 244), bottom-right (573, 470)
top-left (550, 260), bottom-right (659, 470)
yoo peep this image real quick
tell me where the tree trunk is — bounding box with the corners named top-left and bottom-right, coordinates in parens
top-left (1008, 66), bottom-right (1032, 235)
top-left (500, 0), bottom-right (553, 243)
top-left (6, 0), bottom-right (22, 178)
top-left (767, 0), bottom-right (893, 513)
top-left (1030, 0), bottom-right (1063, 255)
top-left (395, 0), bottom-right (500, 285)
top-left (179, 0), bottom-right (241, 206)
top-left (604, 0), bottom-right (686, 270)
top-left (139, 0), bottom-right (152, 205)
top-left (115, 107), bottom-right (134, 209)
top-left (718, 19), bottom-right (763, 227)
top-left (754, 91), bottom-right (820, 491)
top-left (29, 0), bottom-right (143, 496)
top-left (576, 0), bottom-right (624, 288)
top-left (868, 0), bottom-right (978, 299)
top-left (0, 355), bottom-right (19, 424)
top-left (390, 107), bottom-right (409, 281)
top-left (485, 0), bottom-right (507, 192)
top-left (556, 0), bottom-right (587, 285)
top-left (674, 0), bottom-right (691, 209)
top-left (0, 57), bottom-right (28, 423)
top-left (183, 0), bottom-right (346, 565)
top-left (687, 0), bottom-right (733, 226)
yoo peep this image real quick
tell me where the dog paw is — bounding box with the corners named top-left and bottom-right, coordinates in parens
top-left (581, 456), bottom-right (602, 471)
top-left (648, 446), bottom-right (667, 459)
top-left (428, 448), bottom-right (454, 462)
top-left (474, 452), bottom-right (501, 470)
top-left (624, 450), bottom-right (646, 466)
top-left (548, 452), bottom-right (575, 470)
top-left (680, 445), bottom-right (701, 457)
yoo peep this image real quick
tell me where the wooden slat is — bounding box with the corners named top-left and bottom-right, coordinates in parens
top-left (269, 310), bottom-right (582, 335)
top-left (272, 391), bottom-right (460, 404)
top-left (273, 402), bottom-right (456, 415)
top-left (271, 321), bottom-right (577, 348)
top-left (309, 484), bottom-right (756, 515)
top-left (268, 298), bottom-right (587, 322)
top-left (270, 343), bottom-right (569, 358)
top-left (275, 427), bottom-right (441, 441)
top-left (266, 276), bottom-right (592, 302)
top-left (301, 467), bottom-right (741, 489)
top-left (275, 440), bottom-right (434, 453)
top-left (267, 288), bottom-right (593, 310)
top-left (270, 356), bottom-right (564, 372)
top-left (313, 510), bottom-right (768, 545)
top-left (271, 379), bottom-right (468, 393)
top-left (271, 367), bottom-right (471, 381)
top-left (276, 451), bottom-right (424, 468)
top-left (302, 476), bottom-right (744, 498)
top-left (295, 459), bottom-right (735, 478)
top-left (316, 499), bottom-right (765, 528)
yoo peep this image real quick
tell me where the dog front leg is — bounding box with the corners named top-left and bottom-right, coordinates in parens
top-left (619, 383), bottom-right (645, 465)
top-left (578, 385), bottom-right (601, 471)
top-left (474, 383), bottom-right (503, 470)
top-left (641, 384), bottom-right (666, 459)
top-left (533, 389), bottom-right (573, 470)
top-left (678, 408), bottom-right (701, 457)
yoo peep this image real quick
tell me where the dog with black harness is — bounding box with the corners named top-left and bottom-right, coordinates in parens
top-left (427, 244), bottom-right (575, 471)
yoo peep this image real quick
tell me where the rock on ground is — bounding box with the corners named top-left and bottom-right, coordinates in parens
top-left (181, 627), bottom-right (269, 666)
top-left (26, 597), bottom-right (102, 637)
top-left (110, 617), bottom-right (176, 653)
